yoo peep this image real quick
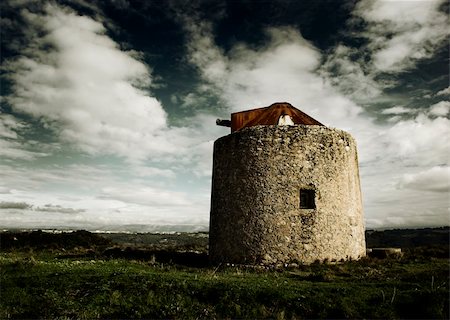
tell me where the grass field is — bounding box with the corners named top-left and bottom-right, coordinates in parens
top-left (1, 244), bottom-right (449, 319)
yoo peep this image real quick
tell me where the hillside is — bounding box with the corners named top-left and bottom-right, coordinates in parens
top-left (1, 227), bottom-right (448, 319)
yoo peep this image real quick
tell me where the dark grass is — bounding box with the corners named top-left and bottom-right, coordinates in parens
top-left (1, 248), bottom-right (449, 319)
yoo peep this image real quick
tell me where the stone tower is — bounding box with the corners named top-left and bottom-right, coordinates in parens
top-left (210, 102), bottom-right (366, 265)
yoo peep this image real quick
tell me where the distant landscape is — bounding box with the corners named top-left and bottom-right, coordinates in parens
top-left (1, 227), bottom-right (448, 319)
top-left (2, 226), bottom-right (448, 248)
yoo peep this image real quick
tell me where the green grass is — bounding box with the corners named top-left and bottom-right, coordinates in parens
top-left (1, 250), bottom-right (448, 319)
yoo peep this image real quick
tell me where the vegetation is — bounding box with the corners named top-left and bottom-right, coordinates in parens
top-left (0, 230), bottom-right (449, 319)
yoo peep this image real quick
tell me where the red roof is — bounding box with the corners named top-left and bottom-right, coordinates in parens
top-left (230, 102), bottom-right (323, 132)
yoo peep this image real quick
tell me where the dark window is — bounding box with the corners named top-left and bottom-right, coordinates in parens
top-left (300, 189), bottom-right (315, 209)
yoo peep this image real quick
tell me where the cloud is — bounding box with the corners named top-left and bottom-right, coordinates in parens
top-left (0, 163), bottom-right (114, 193)
top-left (0, 113), bottom-right (48, 160)
top-left (353, 0), bottom-right (448, 73)
top-left (429, 101), bottom-right (450, 117)
top-left (35, 204), bottom-right (85, 214)
top-left (99, 186), bottom-right (191, 207)
top-left (181, 18), bottom-right (381, 160)
top-left (1, 1), bottom-right (447, 231)
top-left (183, 18), bottom-right (228, 86)
top-left (398, 166), bottom-right (450, 193)
top-left (2, 2), bottom-right (222, 191)
top-left (381, 113), bottom-right (450, 166)
top-left (182, 20), bottom-right (365, 128)
top-left (0, 201), bottom-right (32, 210)
top-left (181, 14), bottom-right (450, 229)
top-left (321, 0), bottom-right (448, 101)
top-left (0, 187), bottom-right (11, 194)
top-left (0, 114), bottom-right (22, 139)
top-left (0, 162), bottom-right (211, 230)
top-left (319, 45), bottom-right (382, 101)
top-left (0, 201), bottom-right (85, 214)
top-left (3, 3), bottom-right (191, 162)
top-left (381, 106), bottom-right (413, 115)
top-left (436, 86), bottom-right (450, 97)
top-left (0, 139), bottom-right (46, 160)
top-left (366, 211), bottom-right (450, 230)
top-left (131, 166), bottom-right (176, 179)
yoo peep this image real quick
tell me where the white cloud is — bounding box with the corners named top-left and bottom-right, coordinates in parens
top-left (1, 2), bottom-right (447, 231)
top-left (99, 186), bottom-right (191, 207)
top-left (381, 113), bottom-right (450, 166)
top-left (182, 17), bottom-right (450, 229)
top-left (0, 114), bottom-right (22, 139)
top-left (4, 4), bottom-right (194, 162)
top-left (182, 21), bottom-right (365, 129)
top-left (182, 17), bottom-right (228, 85)
top-left (429, 101), bottom-right (450, 117)
top-left (0, 139), bottom-right (48, 160)
top-left (0, 187), bottom-right (11, 194)
top-left (131, 166), bottom-right (176, 179)
top-left (0, 163), bottom-right (210, 231)
top-left (353, 0), bottom-right (448, 72)
top-left (2, 3), bottom-right (219, 194)
top-left (381, 106), bottom-right (413, 115)
top-left (322, 0), bottom-right (448, 100)
top-left (436, 86), bottom-right (450, 97)
top-left (399, 166), bottom-right (450, 193)
top-left (0, 113), bottom-right (48, 160)
top-left (320, 45), bottom-right (382, 101)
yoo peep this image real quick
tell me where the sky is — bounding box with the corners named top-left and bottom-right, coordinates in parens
top-left (0, 0), bottom-right (449, 232)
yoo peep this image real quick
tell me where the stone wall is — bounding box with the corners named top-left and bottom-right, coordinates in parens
top-left (209, 125), bottom-right (366, 265)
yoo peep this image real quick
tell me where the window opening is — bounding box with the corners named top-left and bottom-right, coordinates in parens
top-left (300, 189), bottom-right (315, 209)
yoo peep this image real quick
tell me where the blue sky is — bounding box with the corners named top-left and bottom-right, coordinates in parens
top-left (0, 0), bottom-right (449, 231)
